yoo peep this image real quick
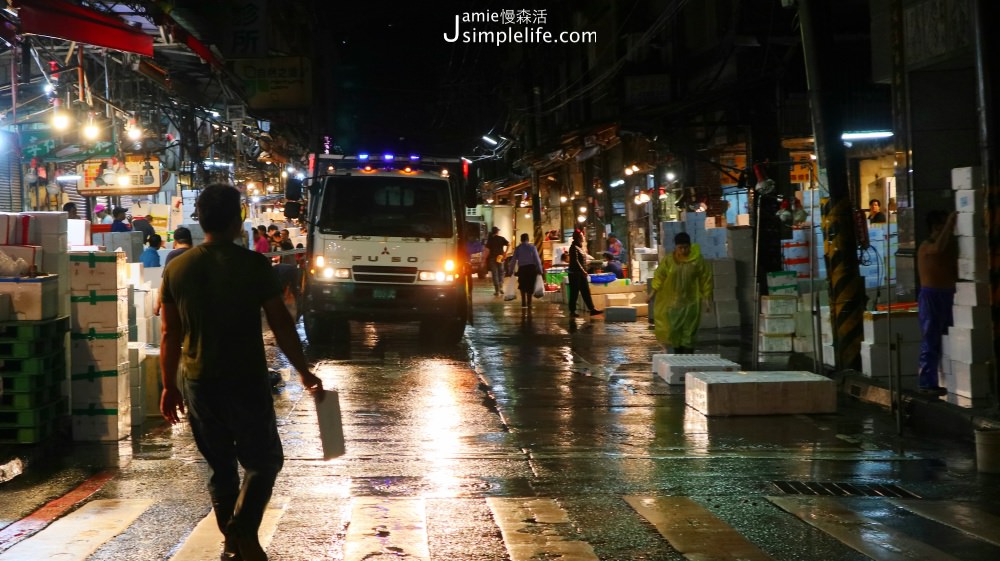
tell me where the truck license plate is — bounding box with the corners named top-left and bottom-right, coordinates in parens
top-left (373, 287), bottom-right (396, 300)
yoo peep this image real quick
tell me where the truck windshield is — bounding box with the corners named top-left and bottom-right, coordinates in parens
top-left (317, 176), bottom-right (454, 237)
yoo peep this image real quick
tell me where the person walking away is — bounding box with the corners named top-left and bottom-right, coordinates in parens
top-left (110, 207), bottom-right (131, 232)
top-left (159, 183), bottom-right (323, 561)
top-left (652, 232), bottom-right (713, 353)
top-left (916, 210), bottom-right (957, 395)
top-left (567, 230), bottom-right (603, 318)
top-left (513, 233), bottom-right (544, 311)
top-left (485, 226), bottom-right (509, 296)
top-left (140, 234), bottom-right (162, 268)
top-left (869, 199), bottom-right (887, 223)
top-left (164, 226), bottom-right (193, 268)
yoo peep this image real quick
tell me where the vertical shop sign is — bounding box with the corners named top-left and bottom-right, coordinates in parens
top-left (224, 0), bottom-right (267, 57)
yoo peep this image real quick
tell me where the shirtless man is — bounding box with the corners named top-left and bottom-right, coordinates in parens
top-left (916, 210), bottom-right (957, 394)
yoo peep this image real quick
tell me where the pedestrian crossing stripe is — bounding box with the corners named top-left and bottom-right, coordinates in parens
top-left (769, 496), bottom-right (967, 561)
top-left (625, 495), bottom-right (775, 561)
top-left (486, 497), bottom-right (599, 561)
top-left (0, 499), bottom-right (152, 561)
top-left (887, 499), bottom-right (1000, 548)
top-left (344, 497), bottom-right (430, 561)
top-left (168, 496), bottom-right (288, 561)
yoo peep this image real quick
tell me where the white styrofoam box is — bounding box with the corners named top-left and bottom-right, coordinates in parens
top-left (952, 304), bottom-right (992, 330)
top-left (71, 402), bottom-right (131, 441)
top-left (70, 361), bottom-right (130, 406)
top-left (822, 344), bottom-right (836, 367)
top-left (942, 333), bottom-right (952, 360)
top-left (862, 310), bottom-right (921, 344)
top-left (957, 235), bottom-right (987, 261)
top-left (133, 288), bottom-right (155, 320)
top-left (605, 306), bottom-right (637, 322)
top-left (70, 327), bottom-right (128, 374)
top-left (0, 244), bottom-right (43, 270)
top-left (759, 333), bottom-right (793, 353)
top-left (69, 251), bottom-right (127, 291)
top-left (11, 214), bottom-right (38, 245)
top-left (955, 281), bottom-right (990, 306)
top-left (770, 285), bottom-right (798, 296)
top-left (39, 232), bottom-right (68, 255)
top-left (860, 341), bottom-right (920, 382)
top-left (700, 309), bottom-right (718, 329)
top-left (70, 288), bottom-right (129, 331)
top-left (143, 348), bottom-right (162, 418)
top-left (717, 306), bottom-right (741, 328)
top-left (951, 166), bottom-right (982, 191)
top-left (946, 360), bottom-right (992, 398)
top-left (759, 314), bottom-right (795, 335)
top-left (685, 370), bottom-right (836, 416)
top-left (150, 315), bottom-right (161, 341)
top-left (714, 272), bottom-right (737, 290)
top-left (630, 302), bottom-right (648, 316)
top-left (652, 353), bottom-right (740, 385)
top-left (958, 257), bottom-right (988, 282)
top-left (0, 274), bottom-right (58, 320)
top-left (736, 214), bottom-right (750, 226)
top-left (710, 258), bottom-right (736, 276)
top-left (955, 189), bottom-right (983, 213)
top-left (782, 242), bottom-right (810, 261)
top-left (22, 211), bottom-right (67, 234)
top-left (761, 295), bottom-right (798, 315)
top-left (130, 394), bottom-right (144, 426)
top-left (766, 271), bottom-right (797, 288)
top-left (136, 316), bottom-right (157, 344)
top-left (67, 219), bottom-right (92, 246)
top-left (713, 286), bottom-right (737, 301)
top-left (94, 231), bottom-right (145, 263)
top-left (128, 342), bottom-right (147, 369)
top-left (947, 326), bottom-right (993, 363)
top-left (41, 247), bottom-right (69, 278)
top-left (955, 212), bottom-right (985, 237)
top-left (142, 266), bottom-right (164, 288)
top-left (793, 336), bottom-right (812, 353)
top-left (0, 213), bottom-right (17, 244)
top-left (605, 293), bottom-right (634, 306)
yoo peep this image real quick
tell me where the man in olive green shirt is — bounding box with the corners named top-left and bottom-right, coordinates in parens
top-left (160, 183), bottom-right (322, 561)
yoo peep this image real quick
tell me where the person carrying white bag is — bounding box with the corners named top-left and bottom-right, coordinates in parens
top-left (511, 233), bottom-right (544, 311)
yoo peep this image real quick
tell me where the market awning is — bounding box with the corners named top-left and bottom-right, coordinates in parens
top-left (14, 0), bottom-right (154, 57)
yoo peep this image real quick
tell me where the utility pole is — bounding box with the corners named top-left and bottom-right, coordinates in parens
top-left (797, 0), bottom-right (865, 371)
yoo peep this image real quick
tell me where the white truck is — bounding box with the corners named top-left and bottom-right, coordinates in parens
top-left (302, 153), bottom-right (473, 345)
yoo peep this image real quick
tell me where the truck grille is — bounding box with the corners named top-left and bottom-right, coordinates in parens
top-left (352, 265), bottom-right (417, 284)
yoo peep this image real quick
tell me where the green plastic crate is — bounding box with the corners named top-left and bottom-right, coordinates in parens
top-left (0, 399), bottom-right (63, 427)
top-left (1, 366), bottom-right (62, 393)
top-left (0, 419), bottom-right (55, 444)
top-left (0, 385), bottom-right (61, 409)
top-left (0, 316), bottom-right (70, 340)
top-left (0, 350), bottom-right (65, 376)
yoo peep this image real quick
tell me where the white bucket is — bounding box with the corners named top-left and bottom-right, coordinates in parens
top-left (975, 429), bottom-right (1000, 473)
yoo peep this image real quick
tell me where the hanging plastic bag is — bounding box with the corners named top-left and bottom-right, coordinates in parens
top-left (533, 274), bottom-right (544, 298)
top-left (503, 261), bottom-right (518, 301)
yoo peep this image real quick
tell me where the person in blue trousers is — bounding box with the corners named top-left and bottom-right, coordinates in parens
top-left (916, 210), bottom-right (957, 395)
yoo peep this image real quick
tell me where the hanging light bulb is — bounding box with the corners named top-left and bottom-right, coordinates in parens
top-left (559, 195), bottom-right (568, 203)
top-left (126, 118), bottom-right (142, 141)
top-left (577, 214), bottom-right (586, 223)
top-left (83, 113), bottom-right (99, 140)
top-left (51, 99), bottom-right (70, 130)
top-left (116, 163), bottom-right (131, 187)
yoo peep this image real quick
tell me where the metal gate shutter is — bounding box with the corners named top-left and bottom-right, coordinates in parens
top-left (0, 132), bottom-right (23, 212)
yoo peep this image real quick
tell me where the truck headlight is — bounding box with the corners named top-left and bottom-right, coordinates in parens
top-left (334, 268), bottom-right (351, 278)
top-left (418, 271), bottom-right (455, 282)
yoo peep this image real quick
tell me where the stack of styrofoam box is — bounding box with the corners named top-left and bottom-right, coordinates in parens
top-left (130, 283), bottom-right (157, 344)
top-left (67, 219), bottom-right (92, 247)
top-left (92, 231), bottom-right (144, 263)
top-left (782, 228), bottom-right (812, 280)
top-left (127, 342), bottom-right (147, 425)
top-left (634, 248), bottom-right (659, 284)
top-left (860, 310), bottom-right (921, 387)
top-left (652, 353), bottom-right (740, 385)
top-left (726, 228), bottom-right (756, 322)
top-left (946, 280), bottom-right (993, 407)
top-left (948, 166), bottom-right (993, 408)
top-left (22, 212), bottom-right (70, 317)
top-left (68, 251), bottom-right (130, 441)
top-left (686, 371), bottom-right (837, 416)
top-left (701, 258), bottom-right (741, 329)
top-left (759, 292), bottom-right (798, 353)
top-left (820, 305), bottom-right (835, 367)
top-left (793, 283), bottom-right (828, 354)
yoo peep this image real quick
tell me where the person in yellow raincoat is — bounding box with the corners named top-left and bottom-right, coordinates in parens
top-left (651, 232), bottom-right (713, 352)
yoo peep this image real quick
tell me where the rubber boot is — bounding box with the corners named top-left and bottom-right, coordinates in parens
top-left (227, 472), bottom-right (276, 561)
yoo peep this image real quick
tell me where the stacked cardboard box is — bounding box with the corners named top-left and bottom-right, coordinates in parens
top-left (68, 251), bottom-right (130, 441)
top-left (860, 310), bottom-right (920, 387)
top-left (652, 353), bottom-right (740, 385)
top-left (946, 166), bottom-right (993, 407)
top-left (686, 370), bottom-right (837, 416)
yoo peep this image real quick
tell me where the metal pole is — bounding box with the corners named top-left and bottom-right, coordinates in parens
top-left (895, 332), bottom-right (903, 435)
top-left (752, 191), bottom-right (762, 369)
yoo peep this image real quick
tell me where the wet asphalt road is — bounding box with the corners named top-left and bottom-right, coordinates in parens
top-left (1, 277), bottom-right (999, 560)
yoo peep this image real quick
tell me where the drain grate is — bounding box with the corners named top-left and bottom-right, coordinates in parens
top-left (771, 481), bottom-right (921, 498)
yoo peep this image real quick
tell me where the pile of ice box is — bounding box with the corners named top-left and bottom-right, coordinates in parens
top-left (686, 370), bottom-right (836, 416)
top-left (652, 353), bottom-right (740, 385)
